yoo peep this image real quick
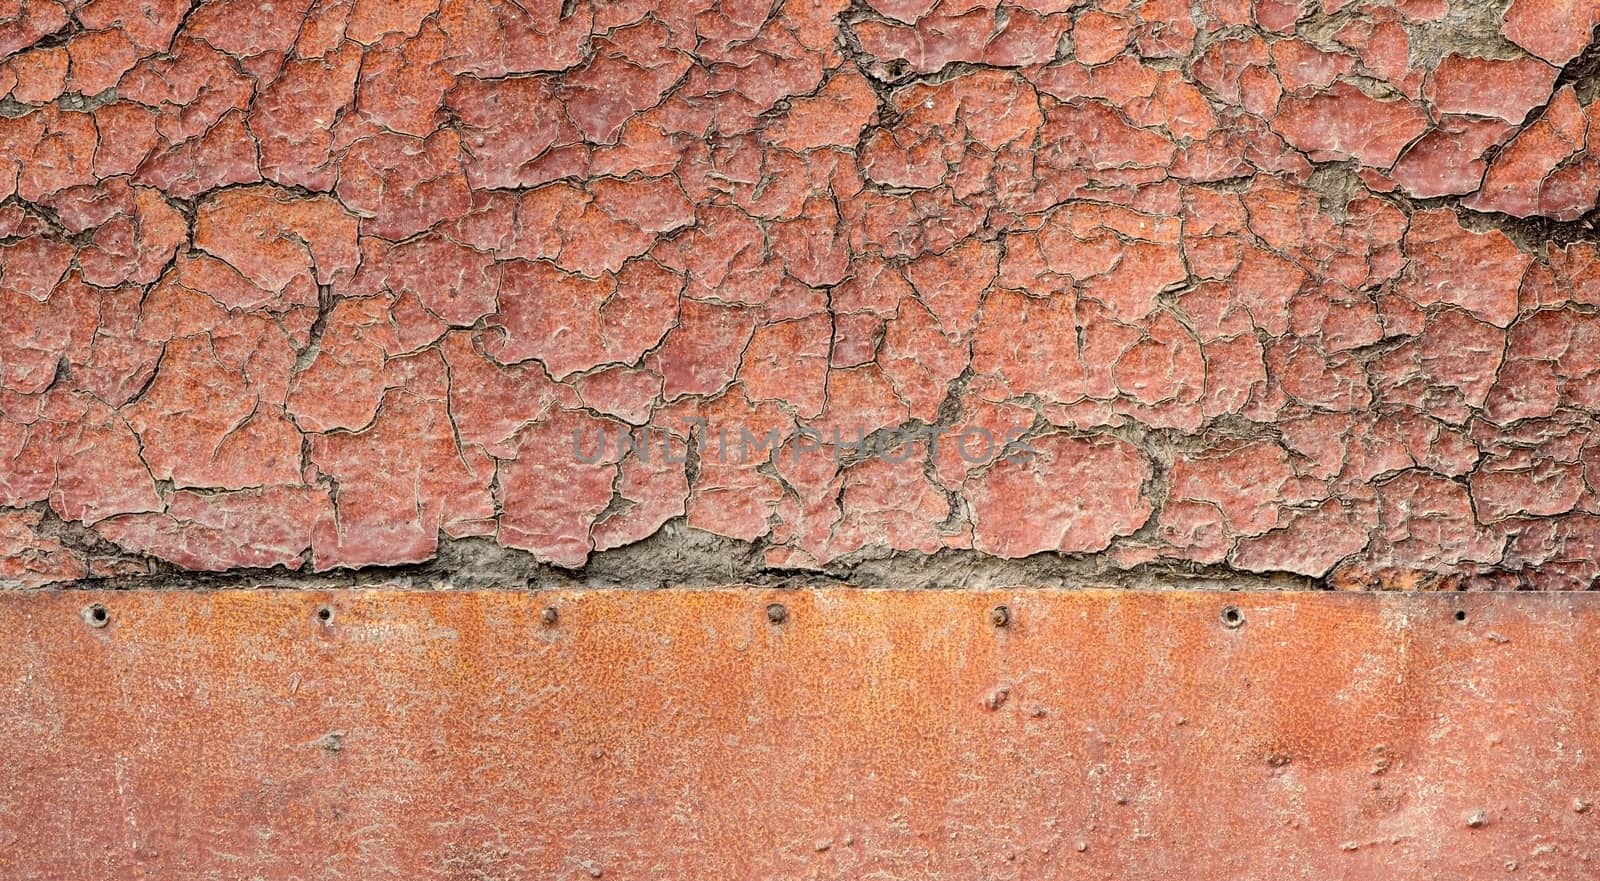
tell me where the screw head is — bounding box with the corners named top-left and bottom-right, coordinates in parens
top-left (766, 603), bottom-right (788, 624)
top-left (990, 605), bottom-right (1011, 628)
top-left (541, 606), bottom-right (559, 626)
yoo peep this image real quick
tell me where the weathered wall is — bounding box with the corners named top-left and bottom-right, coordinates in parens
top-left (2, 0), bottom-right (1599, 590)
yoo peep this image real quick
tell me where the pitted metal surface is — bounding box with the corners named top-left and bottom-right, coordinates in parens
top-left (1, 589), bottom-right (1596, 879)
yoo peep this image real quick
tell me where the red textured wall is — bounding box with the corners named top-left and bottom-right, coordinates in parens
top-left (2, 0), bottom-right (1599, 589)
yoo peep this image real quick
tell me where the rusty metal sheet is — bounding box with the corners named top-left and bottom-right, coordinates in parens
top-left (1, 589), bottom-right (1597, 879)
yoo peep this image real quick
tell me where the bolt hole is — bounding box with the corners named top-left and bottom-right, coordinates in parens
top-left (1454, 609), bottom-right (1467, 622)
top-left (990, 605), bottom-right (1011, 628)
top-left (82, 603), bottom-right (109, 628)
top-left (766, 603), bottom-right (788, 625)
top-left (316, 605), bottom-right (334, 624)
top-left (1220, 605), bottom-right (1244, 629)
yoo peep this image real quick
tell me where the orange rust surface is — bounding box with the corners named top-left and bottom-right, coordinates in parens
top-left (1, 589), bottom-right (1597, 879)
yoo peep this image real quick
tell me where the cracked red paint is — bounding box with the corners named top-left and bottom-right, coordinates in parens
top-left (3, 0), bottom-right (1600, 589)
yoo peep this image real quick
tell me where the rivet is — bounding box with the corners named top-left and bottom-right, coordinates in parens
top-left (766, 603), bottom-right (788, 624)
top-left (81, 603), bottom-right (109, 628)
top-left (990, 605), bottom-right (1011, 628)
top-left (541, 606), bottom-right (559, 626)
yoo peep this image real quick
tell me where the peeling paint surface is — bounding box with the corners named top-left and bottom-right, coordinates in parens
top-left (2, 588), bottom-right (1599, 878)
top-left (4, 1), bottom-right (1600, 588)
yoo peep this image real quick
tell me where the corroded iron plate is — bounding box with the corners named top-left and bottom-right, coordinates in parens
top-left (0, 589), bottom-right (1596, 879)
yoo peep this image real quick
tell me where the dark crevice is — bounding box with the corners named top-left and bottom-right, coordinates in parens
top-left (48, 519), bottom-right (1324, 592)
top-left (1555, 25), bottom-right (1600, 103)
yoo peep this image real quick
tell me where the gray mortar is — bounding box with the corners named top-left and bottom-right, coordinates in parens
top-left (38, 516), bottom-right (1319, 592)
